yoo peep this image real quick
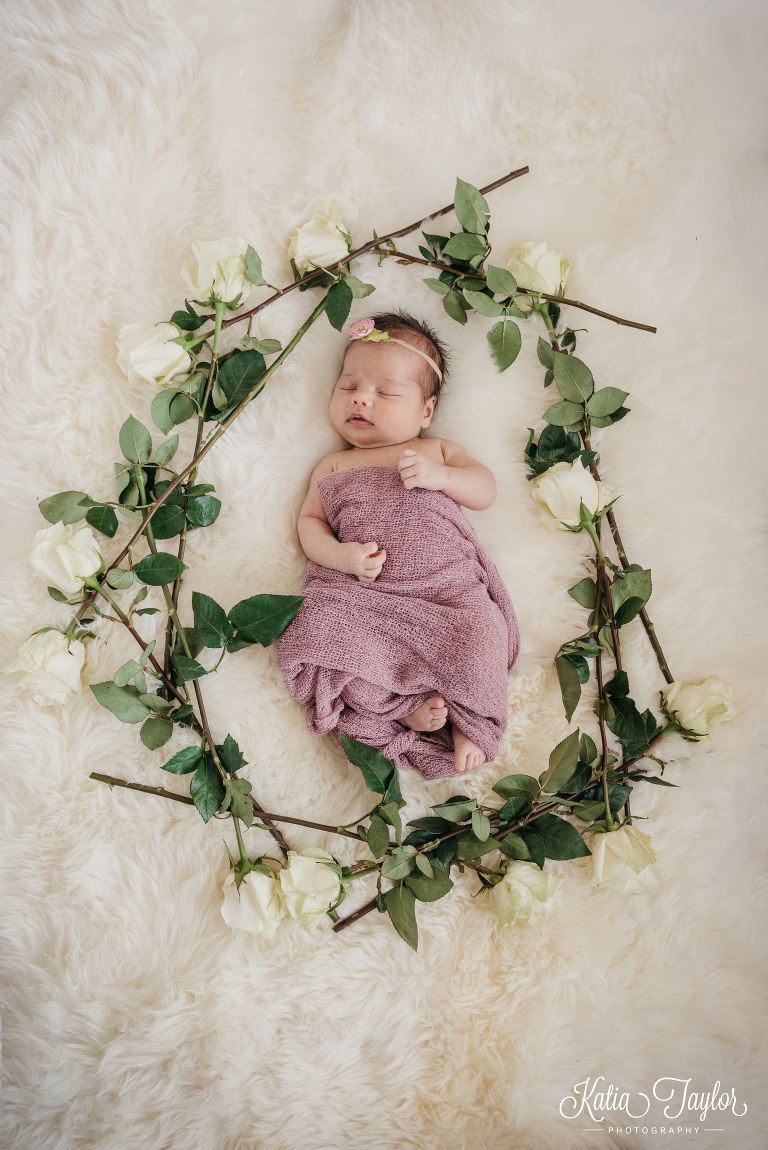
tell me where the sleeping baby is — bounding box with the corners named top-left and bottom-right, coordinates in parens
top-left (274, 310), bottom-right (520, 781)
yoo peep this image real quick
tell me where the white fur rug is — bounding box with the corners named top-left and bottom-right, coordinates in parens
top-left (2, 2), bottom-right (767, 1147)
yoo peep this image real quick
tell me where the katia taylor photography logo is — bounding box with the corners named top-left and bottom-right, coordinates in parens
top-left (559, 1076), bottom-right (747, 1134)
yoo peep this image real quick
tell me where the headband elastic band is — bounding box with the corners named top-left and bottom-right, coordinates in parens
top-left (346, 320), bottom-right (442, 382)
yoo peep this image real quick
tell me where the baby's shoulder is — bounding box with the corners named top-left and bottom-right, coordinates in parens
top-left (309, 450), bottom-right (347, 481)
top-left (431, 437), bottom-right (472, 465)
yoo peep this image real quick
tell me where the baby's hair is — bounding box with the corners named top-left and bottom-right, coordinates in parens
top-left (350, 309), bottom-right (450, 407)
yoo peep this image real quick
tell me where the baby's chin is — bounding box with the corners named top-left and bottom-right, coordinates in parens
top-left (332, 417), bottom-right (423, 448)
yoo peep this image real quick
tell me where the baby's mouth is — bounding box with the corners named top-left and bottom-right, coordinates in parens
top-left (348, 414), bottom-right (373, 426)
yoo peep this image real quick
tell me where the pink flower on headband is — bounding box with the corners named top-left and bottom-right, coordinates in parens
top-left (348, 318), bottom-right (375, 339)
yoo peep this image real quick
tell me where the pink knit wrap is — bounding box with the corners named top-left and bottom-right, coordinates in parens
top-left (274, 465), bottom-right (520, 781)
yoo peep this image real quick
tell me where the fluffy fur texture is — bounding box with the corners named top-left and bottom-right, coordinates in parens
top-left (1, 1), bottom-right (767, 1147)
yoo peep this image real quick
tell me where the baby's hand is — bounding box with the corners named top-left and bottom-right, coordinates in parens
top-left (340, 540), bottom-right (387, 583)
top-left (398, 449), bottom-right (448, 491)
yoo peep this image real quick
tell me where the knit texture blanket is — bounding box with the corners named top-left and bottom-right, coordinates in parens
top-left (275, 465), bottom-right (520, 780)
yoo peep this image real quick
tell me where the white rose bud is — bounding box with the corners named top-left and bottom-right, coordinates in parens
top-left (530, 457), bottom-right (614, 533)
top-left (279, 847), bottom-right (341, 931)
top-left (2, 629), bottom-right (85, 705)
top-left (181, 237), bottom-right (253, 309)
top-left (489, 861), bottom-right (565, 927)
top-left (116, 321), bottom-right (193, 388)
top-left (288, 199), bottom-right (351, 275)
top-left (220, 863), bottom-right (286, 939)
top-left (30, 521), bottom-right (103, 596)
top-left (660, 676), bottom-right (737, 741)
top-left (583, 824), bottom-right (660, 894)
top-left (506, 241), bottom-right (572, 314)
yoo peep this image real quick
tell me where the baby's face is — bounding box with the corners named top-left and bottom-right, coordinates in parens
top-left (329, 340), bottom-right (436, 448)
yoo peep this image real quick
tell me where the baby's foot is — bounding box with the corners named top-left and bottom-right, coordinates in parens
top-left (401, 696), bottom-right (448, 732)
top-left (452, 723), bottom-right (486, 773)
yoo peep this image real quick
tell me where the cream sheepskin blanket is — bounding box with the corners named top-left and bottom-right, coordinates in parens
top-left (1, 2), bottom-right (767, 1148)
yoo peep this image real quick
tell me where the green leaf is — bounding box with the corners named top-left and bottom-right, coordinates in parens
top-left (169, 392), bottom-right (197, 425)
top-left (192, 592), bottom-right (234, 648)
top-left (186, 495), bottom-right (221, 528)
top-left (227, 593), bottom-right (304, 646)
top-left (498, 833), bottom-right (531, 860)
top-left (587, 387), bottom-right (629, 418)
top-left (543, 400), bottom-right (584, 426)
top-left (556, 656), bottom-right (582, 724)
top-left (442, 231), bottom-right (487, 261)
top-left (517, 826), bottom-right (546, 868)
top-left (326, 280), bottom-right (354, 331)
top-left (487, 319), bottom-right (522, 372)
top-left (407, 816), bottom-right (454, 835)
top-left (405, 868), bottom-right (453, 903)
top-left (471, 810), bottom-right (491, 841)
top-left (47, 587), bottom-right (69, 602)
top-left (610, 568), bottom-right (652, 619)
top-left (486, 265), bottom-right (517, 296)
top-left (106, 567), bottom-right (134, 590)
top-left (38, 490), bottom-right (89, 525)
top-left (539, 729), bottom-right (581, 793)
top-left (119, 415), bottom-right (152, 464)
top-left (492, 774), bottom-right (540, 802)
top-left (138, 693), bottom-right (173, 714)
top-left (245, 244), bottom-right (266, 286)
top-left (172, 627), bottom-right (204, 660)
top-left (568, 578), bottom-right (596, 609)
top-left (579, 733), bottom-right (598, 764)
top-left (414, 854), bottom-right (433, 878)
top-left (366, 814), bottom-right (390, 858)
top-left (82, 504), bottom-right (117, 538)
top-left (536, 337), bottom-right (555, 369)
top-left (151, 390), bottom-right (180, 435)
top-left (423, 277), bottom-right (450, 296)
top-left (339, 736), bottom-right (394, 794)
top-left (443, 291), bottom-right (468, 324)
top-left (218, 349), bottom-right (266, 408)
top-left (380, 800), bottom-right (404, 846)
top-left (114, 659), bottom-right (141, 687)
top-left (345, 275), bottom-right (375, 298)
top-left (173, 654), bottom-right (208, 682)
top-left (561, 760), bottom-right (593, 794)
top-left (150, 503), bottom-right (186, 540)
top-left (243, 336), bottom-right (282, 355)
top-left (190, 754), bottom-right (225, 823)
top-left (162, 745), bottom-right (204, 775)
top-left (114, 464), bottom-right (131, 496)
top-left (381, 845), bottom-right (417, 881)
top-left (216, 733), bottom-right (248, 775)
top-left (155, 435), bottom-right (179, 466)
top-left (187, 483), bottom-right (215, 497)
top-left (133, 553), bottom-right (187, 586)
top-left (90, 681), bottom-right (150, 724)
top-left (572, 800), bottom-right (606, 822)
top-left (171, 302), bottom-right (207, 331)
top-left (140, 715), bottom-right (173, 750)
top-left (430, 800), bottom-right (476, 824)
top-left (221, 777), bottom-right (254, 827)
top-left (463, 289), bottom-right (505, 317)
top-left (427, 838), bottom-right (457, 872)
top-left (455, 830), bottom-right (496, 860)
top-left (530, 813), bottom-right (591, 860)
top-left (613, 596), bottom-right (645, 627)
top-left (385, 883), bottom-right (419, 951)
top-left (454, 178), bottom-right (490, 234)
top-left (553, 353), bottom-right (594, 403)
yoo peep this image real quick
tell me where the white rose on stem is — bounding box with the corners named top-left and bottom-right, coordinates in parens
top-left (30, 521), bottom-right (103, 596)
top-left (279, 847), bottom-right (341, 931)
top-left (583, 824), bottom-right (660, 894)
top-left (221, 863), bottom-right (286, 939)
top-left (530, 457), bottom-right (614, 533)
top-left (1, 629), bottom-right (85, 705)
top-left (116, 321), bottom-right (193, 388)
top-left (181, 237), bottom-right (253, 309)
top-left (506, 241), bottom-right (572, 314)
top-left (288, 199), bottom-right (351, 275)
top-left (490, 861), bottom-right (565, 927)
top-left (660, 676), bottom-right (737, 741)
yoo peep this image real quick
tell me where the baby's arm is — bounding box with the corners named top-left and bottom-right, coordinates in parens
top-left (297, 458), bottom-right (387, 583)
top-left (398, 440), bottom-right (497, 510)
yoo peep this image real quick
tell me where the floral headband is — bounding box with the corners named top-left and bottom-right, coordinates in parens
top-left (347, 318), bottom-right (443, 382)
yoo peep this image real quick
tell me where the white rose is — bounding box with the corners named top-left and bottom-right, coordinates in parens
top-left (530, 457), bottom-right (614, 533)
top-left (583, 824), bottom-right (660, 894)
top-left (661, 676), bottom-right (737, 741)
top-left (30, 521), bottom-right (103, 596)
top-left (288, 199), bottom-right (351, 275)
top-left (490, 861), bottom-right (565, 927)
top-left (279, 847), bottom-right (341, 931)
top-left (181, 237), bottom-right (253, 309)
top-left (221, 863), bottom-right (286, 939)
top-left (506, 241), bottom-right (571, 314)
top-left (116, 321), bottom-right (193, 388)
top-left (2, 629), bottom-right (85, 705)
